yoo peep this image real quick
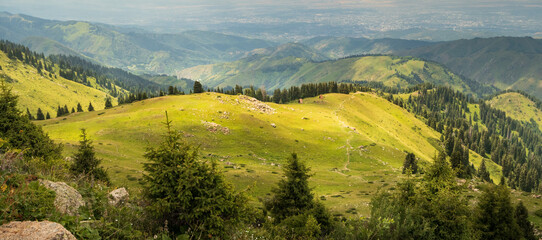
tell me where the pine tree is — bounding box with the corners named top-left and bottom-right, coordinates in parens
top-left (265, 153), bottom-right (314, 222)
top-left (402, 152), bottom-right (418, 174)
top-left (478, 159), bottom-right (491, 182)
top-left (76, 103), bottom-right (83, 112)
top-left (264, 153), bottom-right (332, 236)
top-left (88, 102), bottom-right (94, 111)
top-left (36, 108), bottom-right (45, 120)
top-left (104, 97), bottom-right (113, 109)
top-left (515, 201), bottom-right (536, 240)
top-left (71, 107), bottom-right (75, 113)
top-left (46, 112), bottom-right (51, 119)
top-left (70, 129), bottom-right (109, 183)
top-left (474, 183), bottom-right (521, 240)
top-left (142, 112), bottom-right (247, 237)
top-left (26, 108), bottom-right (34, 120)
top-left (193, 81), bottom-right (203, 93)
top-left (0, 80), bottom-right (62, 160)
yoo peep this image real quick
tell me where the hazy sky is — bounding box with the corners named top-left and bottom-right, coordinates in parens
top-left (2, 0), bottom-right (540, 23)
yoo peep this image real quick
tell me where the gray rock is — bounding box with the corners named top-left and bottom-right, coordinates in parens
top-left (39, 179), bottom-right (84, 215)
top-left (108, 187), bottom-right (129, 206)
top-left (0, 221), bottom-right (76, 240)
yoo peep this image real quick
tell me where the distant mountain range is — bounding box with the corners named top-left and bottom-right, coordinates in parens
top-left (301, 36), bottom-right (434, 59)
top-left (398, 37), bottom-right (542, 100)
top-left (178, 42), bottom-right (491, 97)
top-left (2, 12), bottom-right (541, 101)
top-left (0, 12), bottom-right (274, 75)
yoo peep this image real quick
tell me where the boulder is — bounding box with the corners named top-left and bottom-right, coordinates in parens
top-left (108, 187), bottom-right (129, 206)
top-left (0, 221), bottom-right (76, 240)
top-left (39, 180), bottom-right (84, 215)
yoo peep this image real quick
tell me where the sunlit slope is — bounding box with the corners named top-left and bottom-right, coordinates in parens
top-left (0, 51), bottom-right (116, 116)
top-left (179, 55), bottom-right (480, 96)
top-left (488, 92), bottom-right (542, 131)
top-left (39, 92), bottom-right (450, 213)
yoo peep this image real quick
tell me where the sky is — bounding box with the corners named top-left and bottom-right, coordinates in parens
top-left (1, 0), bottom-right (540, 23)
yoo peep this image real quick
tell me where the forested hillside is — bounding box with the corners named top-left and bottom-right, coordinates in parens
top-left (0, 40), bottom-right (165, 117)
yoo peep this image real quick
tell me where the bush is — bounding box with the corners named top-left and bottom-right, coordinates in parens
top-left (0, 173), bottom-right (57, 224)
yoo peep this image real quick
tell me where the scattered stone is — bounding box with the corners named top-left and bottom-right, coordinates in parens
top-left (0, 221), bottom-right (76, 240)
top-left (108, 188), bottom-right (129, 206)
top-left (202, 121), bottom-right (230, 134)
top-left (39, 180), bottom-right (84, 215)
top-left (238, 95), bottom-right (275, 114)
top-left (271, 123), bottom-right (276, 128)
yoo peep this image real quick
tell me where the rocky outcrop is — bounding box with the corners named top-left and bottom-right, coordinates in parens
top-left (108, 187), bottom-right (129, 206)
top-left (39, 180), bottom-right (84, 215)
top-left (0, 221), bottom-right (76, 240)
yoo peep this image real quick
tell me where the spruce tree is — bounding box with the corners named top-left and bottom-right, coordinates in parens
top-left (478, 159), bottom-right (491, 182)
top-left (46, 112), bottom-right (51, 119)
top-left (88, 102), bottom-right (94, 111)
top-left (264, 153), bottom-right (332, 236)
top-left (0, 80), bottom-right (62, 160)
top-left (515, 201), bottom-right (536, 240)
top-left (76, 103), bottom-right (83, 112)
top-left (36, 108), bottom-right (45, 120)
top-left (104, 97), bottom-right (113, 109)
top-left (142, 112), bottom-right (247, 237)
top-left (70, 129), bottom-right (109, 183)
top-left (402, 152), bottom-right (418, 174)
top-left (26, 108), bottom-right (34, 120)
top-left (193, 81), bottom-right (203, 93)
top-left (474, 183), bottom-right (521, 240)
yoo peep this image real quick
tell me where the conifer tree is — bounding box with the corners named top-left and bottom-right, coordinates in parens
top-left (264, 153), bottom-right (332, 236)
top-left (515, 201), bottom-right (536, 240)
top-left (478, 159), bottom-right (491, 182)
top-left (71, 107), bottom-right (75, 113)
top-left (0, 80), bottom-right (61, 160)
top-left (193, 81), bottom-right (203, 93)
top-left (76, 103), bottom-right (83, 112)
top-left (474, 183), bottom-right (521, 240)
top-left (70, 129), bottom-right (109, 183)
top-left (36, 108), bottom-right (45, 120)
top-left (104, 97), bottom-right (113, 109)
top-left (46, 112), bottom-right (51, 119)
top-left (26, 108), bottom-right (34, 120)
top-left (88, 102), bottom-right (94, 111)
top-left (402, 152), bottom-right (418, 174)
top-left (142, 112), bottom-right (247, 237)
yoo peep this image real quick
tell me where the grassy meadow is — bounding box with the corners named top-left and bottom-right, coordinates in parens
top-left (38, 91), bottom-right (518, 218)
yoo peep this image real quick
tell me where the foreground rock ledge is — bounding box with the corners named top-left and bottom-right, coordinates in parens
top-left (0, 221), bottom-right (76, 240)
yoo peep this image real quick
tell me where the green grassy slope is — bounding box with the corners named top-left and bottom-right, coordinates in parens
top-left (38, 92), bottom-right (497, 216)
top-left (0, 51), bottom-right (116, 116)
top-left (487, 92), bottom-right (542, 131)
top-left (400, 37), bottom-right (542, 100)
top-left (179, 53), bottom-right (480, 96)
top-left (20, 36), bottom-right (86, 58)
